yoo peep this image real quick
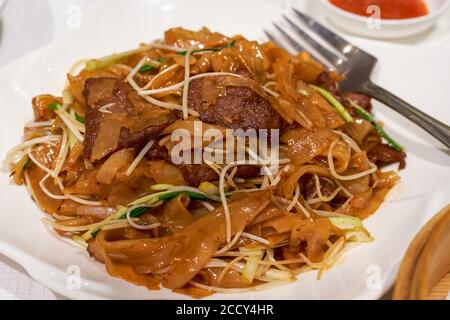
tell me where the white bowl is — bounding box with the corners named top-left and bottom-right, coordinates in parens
top-left (320, 0), bottom-right (450, 39)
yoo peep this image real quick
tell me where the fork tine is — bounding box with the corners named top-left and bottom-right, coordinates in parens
top-left (272, 23), bottom-right (307, 53)
top-left (263, 29), bottom-right (288, 49)
top-left (292, 8), bottom-right (371, 59)
top-left (282, 15), bottom-right (343, 67)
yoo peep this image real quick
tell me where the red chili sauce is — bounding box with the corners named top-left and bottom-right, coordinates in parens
top-left (329, 0), bottom-right (429, 20)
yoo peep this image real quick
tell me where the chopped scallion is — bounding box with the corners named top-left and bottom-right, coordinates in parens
top-left (177, 41), bottom-right (236, 56)
top-left (348, 99), bottom-right (404, 152)
top-left (310, 85), bottom-right (354, 123)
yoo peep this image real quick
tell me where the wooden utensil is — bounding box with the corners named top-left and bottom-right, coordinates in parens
top-left (393, 205), bottom-right (450, 300)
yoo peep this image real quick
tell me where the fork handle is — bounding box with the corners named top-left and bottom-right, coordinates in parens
top-left (359, 81), bottom-right (450, 149)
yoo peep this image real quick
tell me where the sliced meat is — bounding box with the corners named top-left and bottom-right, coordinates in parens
top-left (315, 72), bottom-right (339, 95)
top-left (180, 164), bottom-right (260, 187)
top-left (187, 76), bottom-right (281, 131)
top-left (342, 92), bottom-right (373, 115)
top-left (146, 141), bottom-right (169, 160)
top-left (367, 144), bottom-right (406, 170)
top-left (83, 77), bottom-right (176, 161)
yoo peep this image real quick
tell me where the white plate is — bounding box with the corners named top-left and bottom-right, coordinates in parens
top-left (0, 0), bottom-right (449, 300)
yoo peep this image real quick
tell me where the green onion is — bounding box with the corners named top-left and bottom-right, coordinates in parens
top-left (347, 99), bottom-right (404, 152)
top-left (119, 206), bottom-right (150, 220)
top-left (85, 45), bottom-right (153, 71)
top-left (310, 85), bottom-right (354, 123)
top-left (74, 113), bottom-right (85, 124)
top-left (23, 158), bottom-right (32, 169)
top-left (139, 58), bottom-right (164, 73)
top-left (139, 64), bottom-right (155, 73)
top-left (158, 191), bottom-right (207, 201)
top-left (177, 41), bottom-right (236, 56)
top-left (47, 102), bottom-right (60, 111)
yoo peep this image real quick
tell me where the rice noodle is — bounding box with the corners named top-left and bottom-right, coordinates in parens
top-left (332, 130), bottom-right (361, 152)
top-left (142, 64), bottom-right (179, 90)
top-left (39, 174), bottom-right (67, 200)
top-left (4, 135), bottom-right (61, 166)
top-left (27, 148), bottom-right (53, 174)
top-left (328, 139), bottom-right (377, 181)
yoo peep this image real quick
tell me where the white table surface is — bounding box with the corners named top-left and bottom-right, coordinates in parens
top-left (0, 0), bottom-right (447, 300)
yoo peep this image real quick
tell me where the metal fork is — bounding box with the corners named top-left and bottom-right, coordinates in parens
top-left (264, 8), bottom-right (450, 149)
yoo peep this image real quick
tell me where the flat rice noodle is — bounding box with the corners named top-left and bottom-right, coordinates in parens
top-left (261, 212), bottom-right (302, 235)
top-left (76, 206), bottom-right (116, 219)
top-left (293, 55), bottom-right (326, 83)
top-left (31, 95), bottom-right (59, 121)
top-left (290, 218), bottom-right (331, 262)
top-left (91, 113), bottom-right (124, 162)
top-left (56, 216), bottom-right (98, 227)
top-left (351, 171), bottom-right (400, 220)
top-left (25, 165), bottom-right (64, 214)
top-left (89, 189), bottom-right (272, 289)
top-left (281, 128), bottom-right (338, 166)
top-left (249, 205), bottom-right (285, 227)
top-left (349, 189), bottom-right (373, 210)
top-left (146, 160), bottom-right (187, 186)
top-left (61, 158), bottom-right (85, 187)
top-left (208, 48), bottom-right (247, 75)
top-left (339, 151), bottom-right (371, 194)
top-left (198, 268), bottom-right (253, 288)
top-left (96, 148), bottom-right (135, 184)
top-left (67, 141), bottom-right (84, 165)
top-left (64, 168), bottom-right (111, 198)
top-left (68, 69), bottom-right (118, 105)
top-left (145, 64), bottom-right (183, 91)
top-left (24, 144), bottom-right (62, 214)
top-left (343, 119), bottom-right (373, 145)
top-left (319, 140), bottom-right (351, 174)
top-left (106, 183), bottom-right (140, 206)
top-left (277, 164), bottom-right (332, 199)
top-left (114, 161), bottom-right (149, 186)
top-left (156, 194), bottom-right (194, 233)
top-left (262, 42), bottom-right (290, 67)
top-left (57, 199), bottom-right (80, 216)
top-left (173, 284), bottom-right (213, 299)
top-left (234, 40), bottom-right (269, 82)
top-left (88, 231), bottom-right (160, 290)
top-left (296, 80), bottom-right (345, 129)
top-left (164, 27), bottom-right (230, 49)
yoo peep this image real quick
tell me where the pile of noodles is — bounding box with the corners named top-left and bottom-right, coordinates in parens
top-left (4, 27), bottom-right (402, 298)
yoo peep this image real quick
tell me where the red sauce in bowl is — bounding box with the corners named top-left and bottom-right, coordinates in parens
top-left (329, 0), bottom-right (429, 20)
